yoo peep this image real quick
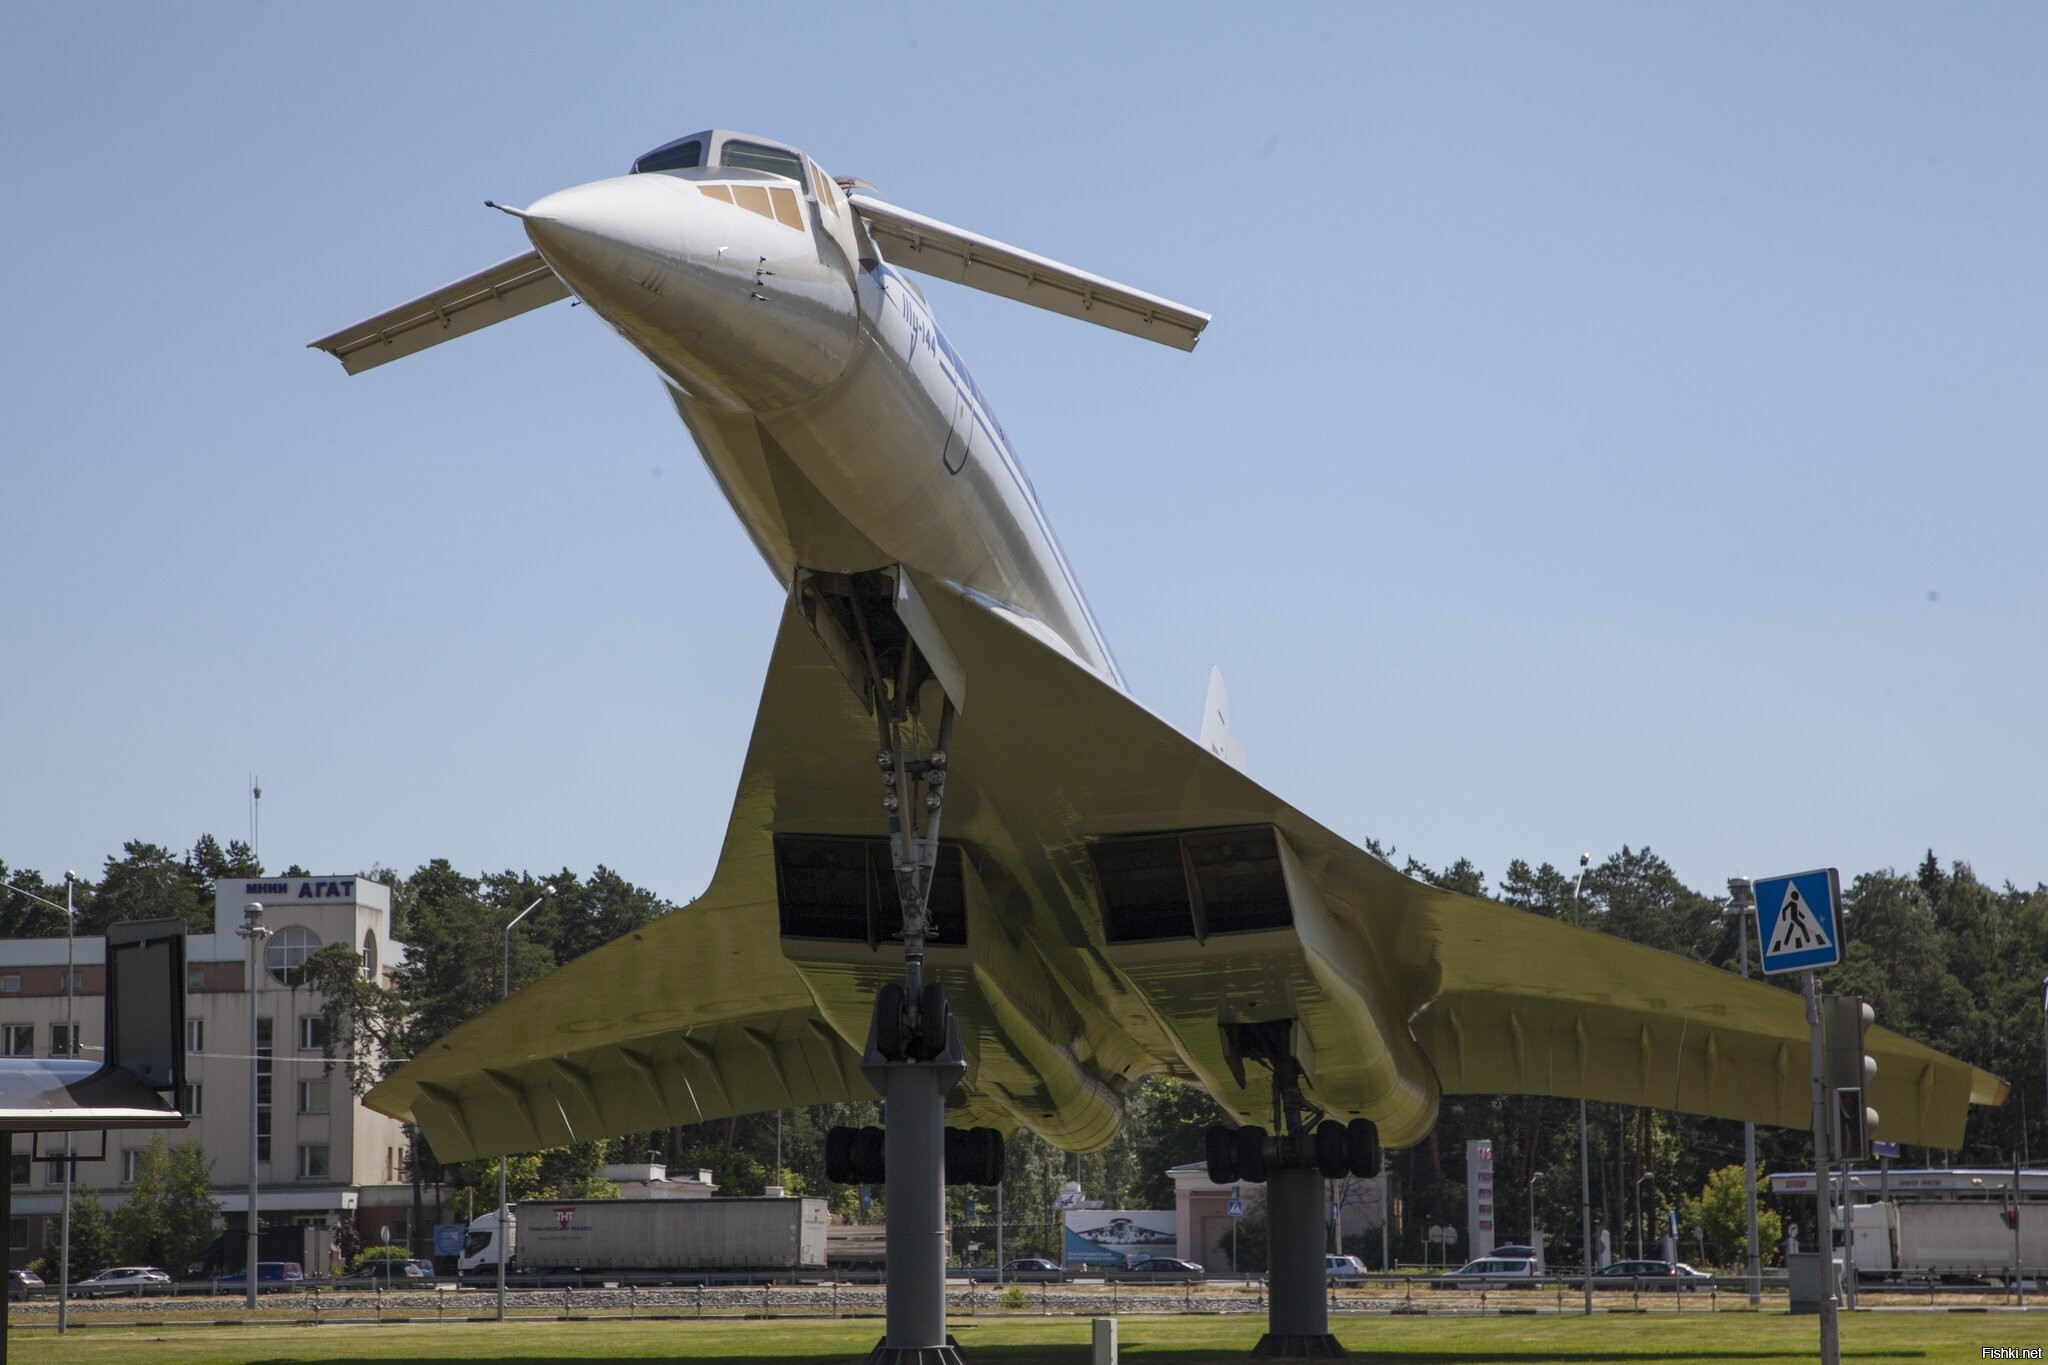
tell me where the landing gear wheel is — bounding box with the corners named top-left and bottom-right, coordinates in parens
top-left (917, 982), bottom-right (950, 1059)
top-left (1206, 1125), bottom-right (1238, 1185)
top-left (875, 982), bottom-right (906, 1060)
top-left (852, 1125), bottom-right (887, 1185)
top-left (1314, 1120), bottom-right (1350, 1179)
top-left (1233, 1124), bottom-right (1270, 1184)
top-left (942, 1126), bottom-right (1003, 1185)
top-left (1345, 1118), bottom-right (1381, 1179)
top-left (969, 1127), bottom-right (1003, 1186)
top-left (825, 1126), bottom-right (857, 1185)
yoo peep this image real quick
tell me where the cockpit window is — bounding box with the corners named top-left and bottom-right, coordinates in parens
top-left (632, 138), bottom-right (703, 175)
top-left (720, 140), bottom-right (806, 183)
top-left (810, 161), bottom-right (840, 217)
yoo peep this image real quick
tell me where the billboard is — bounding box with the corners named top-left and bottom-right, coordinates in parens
top-left (1062, 1209), bottom-right (1176, 1266)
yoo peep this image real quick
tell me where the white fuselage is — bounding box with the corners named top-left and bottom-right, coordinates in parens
top-left (519, 169), bottom-right (1120, 685)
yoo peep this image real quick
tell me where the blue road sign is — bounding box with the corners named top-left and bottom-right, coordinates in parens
top-left (1754, 868), bottom-right (1842, 974)
top-left (1228, 1198), bottom-right (1244, 1218)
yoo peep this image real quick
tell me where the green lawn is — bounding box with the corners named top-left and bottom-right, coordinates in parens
top-left (8, 1311), bottom-right (2034, 1363)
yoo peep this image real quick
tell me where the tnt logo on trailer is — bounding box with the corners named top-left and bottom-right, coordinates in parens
top-left (1753, 868), bottom-right (1843, 975)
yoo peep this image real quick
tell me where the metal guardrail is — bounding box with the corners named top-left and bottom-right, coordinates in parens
top-left (16, 1267), bottom-right (2048, 1333)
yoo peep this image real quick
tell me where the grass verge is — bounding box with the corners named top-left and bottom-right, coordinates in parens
top-left (9, 1308), bottom-right (2035, 1362)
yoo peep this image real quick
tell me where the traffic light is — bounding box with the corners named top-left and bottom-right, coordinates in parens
top-left (1823, 994), bottom-right (1878, 1161)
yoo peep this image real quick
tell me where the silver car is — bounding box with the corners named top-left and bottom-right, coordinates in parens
top-left (1433, 1256), bottom-right (1539, 1289)
top-left (76, 1265), bottom-right (173, 1297)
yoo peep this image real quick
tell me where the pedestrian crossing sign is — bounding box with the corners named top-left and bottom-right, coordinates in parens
top-left (1754, 868), bottom-right (1842, 974)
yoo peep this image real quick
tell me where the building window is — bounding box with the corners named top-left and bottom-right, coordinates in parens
top-left (44, 1160), bottom-right (67, 1185)
top-left (121, 1150), bottom-right (141, 1184)
top-left (187, 967), bottom-right (205, 990)
top-left (51, 1023), bottom-right (80, 1058)
top-left (8, 1152), bottom-right (28, 1186)
top-left (187, 1018), bottom-right (204, 1053)
top-left (298, 1079), bottom-right (330, 1115)
top-left (7, 1216), bottom-right (25, 1250)
top-left (256, 1017), bottom-right (272, 1163)
top-left (1, 1024), bottom-right (32, 1057)
top-left (180, 1082), bottom-right (202, 1117)
top-left (297, 1145), bottom-right (330, 1180)
top-left (0, 976), bottom-right (17, 993)
top-left (361, 929), bottom-right (378, 980)
top-left (384, 1147), bottom-right (395, 1183)
top-left (265, 927), bottom-right (322, 986)
top-left (60, 972), bottom-right (82, 993)
top-left (298, 1015), bottom-right (328, 1051)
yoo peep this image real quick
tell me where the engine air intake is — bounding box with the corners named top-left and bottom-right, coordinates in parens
top-left (774, 835), bottom-right (967, 947)
top-left (1089, 825), bottom-right (1292, 943)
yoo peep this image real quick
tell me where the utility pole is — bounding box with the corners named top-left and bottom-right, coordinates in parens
top-left (498, 885), bottom-right (554, 1322)
top-left (1729, 876), bottom-right (1762, 1306)
top-left (1569, 852), bottom-right (1594, 1313)
top-left (1803, 969), bottom-right (1840, 1365)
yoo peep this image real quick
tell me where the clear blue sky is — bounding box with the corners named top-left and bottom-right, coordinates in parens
top-left (4, 4), bottom-right (2042, 907)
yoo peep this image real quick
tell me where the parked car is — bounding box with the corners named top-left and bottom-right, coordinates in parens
top-left (74, 1266), bottom-right (172, 1297)
top-left (335, 1258), bottom-right (434, 1287)
top-left (1001, 1258), bottom-right (1064, 1281)
top-left (1325, 1254), bottom-right (1370, 1283)
top-left (214, 1260), bottom-right (306, 1291)
top-left (1589, 1259), bottom-right (1713, 1289)
top-left (6, 1269), bottom-right (45, 1301)
top-left (1110, 1257), bottom-right (1204, 1281)
top-left (1432, 1256), bottom-right (1540, 1289)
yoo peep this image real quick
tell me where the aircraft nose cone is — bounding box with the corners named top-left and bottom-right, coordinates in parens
top-left (520, 177), bottom-right (683, 316)
top-left (519, 173), bottom-right (858, 412)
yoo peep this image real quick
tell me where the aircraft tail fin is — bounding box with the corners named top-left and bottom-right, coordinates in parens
top-left (1198, 666), bottom-right (1248, 771)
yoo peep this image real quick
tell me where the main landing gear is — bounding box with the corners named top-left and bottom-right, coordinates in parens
top-left (801, 571), bottom-right (981, 1365)
top-left (1204, 1029), bottom-right (1382, 1359)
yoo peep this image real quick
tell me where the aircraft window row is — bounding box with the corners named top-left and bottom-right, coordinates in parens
top-left (719, 139), bottom-right (807, 184)
top-left (698, 182), bottom-right (805, 230)
top-left (632, 138), bottom-right (703, 175)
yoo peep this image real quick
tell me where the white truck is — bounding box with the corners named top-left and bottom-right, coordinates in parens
top-left (458, 1196), bottom-right (828, 1278)
top-left (1844, 1201), bottom-right (2048, 1283)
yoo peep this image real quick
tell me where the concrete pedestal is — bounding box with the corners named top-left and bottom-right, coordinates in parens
top-left (1250, 1166), bottom-right (1345, 1358)
top-left (864, 1031), bottom-right (966, 1364)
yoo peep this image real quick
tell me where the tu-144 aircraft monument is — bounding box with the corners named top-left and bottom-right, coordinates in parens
top-left (313, 128), bottom-right (2005, 1361)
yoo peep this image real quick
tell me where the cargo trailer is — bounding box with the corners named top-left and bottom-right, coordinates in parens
top-left (458, 1196), bottom-right (827, 1276)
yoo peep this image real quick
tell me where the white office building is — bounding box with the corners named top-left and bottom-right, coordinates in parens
top-left (3, 877), bottom-right (419, 1271)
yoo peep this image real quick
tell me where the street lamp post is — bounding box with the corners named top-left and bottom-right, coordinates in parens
top-left (236, 903), bottom-right (271, 1311)
top-left (5, 875), bottom-right (81, 1330)
top-left (1727, 877), bottom-right (1762, 1305)
top-left (60, 871), bottom-right (75, 1333)
top-left (498, 885), bottom-right (554, 1323)
top-left (1568, 852), bottom-right (1594, 1313)
top-left (1528, 1171), bottom-right (1546, 1271)
top-left (1635, 1170), bottom-right (1655, 1261)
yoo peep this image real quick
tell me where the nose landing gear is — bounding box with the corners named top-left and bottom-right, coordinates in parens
top-left (799, 569), bottom-right (972, 1365)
